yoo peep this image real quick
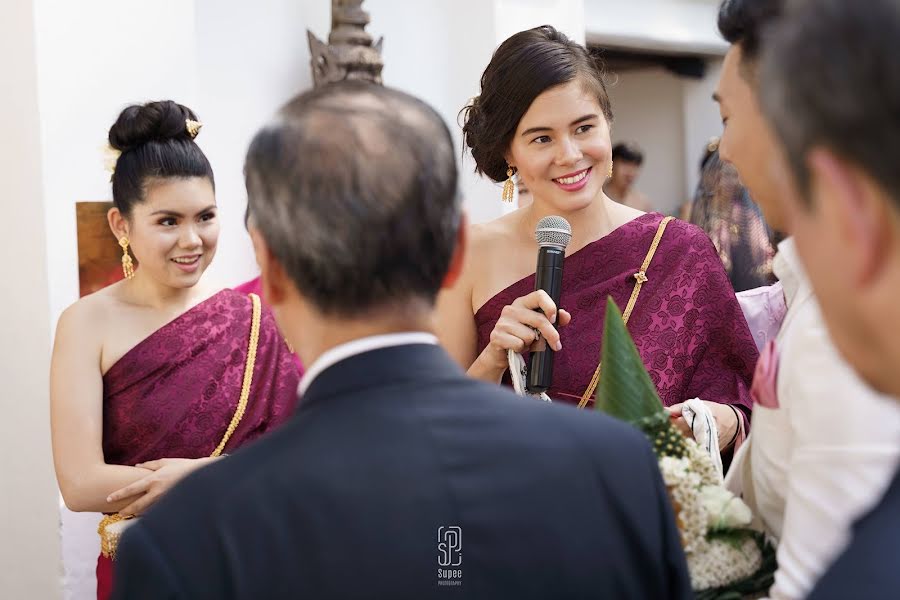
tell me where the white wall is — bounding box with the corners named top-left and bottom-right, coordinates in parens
top-left (586, 0), bottom-right (727, 54)
top-left (367, 0), bottom-right (498, 224)
top-left (606, 67), bottom-right (688, 215)
top-left (194, 0), bottom-right (330, 286)
top-left (0, 1), bottom-right (63, 598)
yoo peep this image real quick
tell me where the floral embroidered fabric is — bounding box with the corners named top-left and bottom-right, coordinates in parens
top-left (102, 289), bottom-right (300, 465)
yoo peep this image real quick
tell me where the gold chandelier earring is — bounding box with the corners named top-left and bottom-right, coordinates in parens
top-left (608, 161), bottom-right (614, 179)
top-left (119, 237), bottom-right (135, 280)
top-left (502, 166), bottom-right (516, 202)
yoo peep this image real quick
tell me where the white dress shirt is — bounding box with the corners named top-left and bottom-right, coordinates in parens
top-left (298, 332), bottom-right (439, 396)
top-left (726, 238), bottom-right (900, 600)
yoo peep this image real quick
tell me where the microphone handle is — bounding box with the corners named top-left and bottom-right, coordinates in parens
top-left (527, 246), bottom-right (564, 393)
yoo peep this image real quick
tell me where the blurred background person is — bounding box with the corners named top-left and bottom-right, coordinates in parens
top-left (603, 141), bottom-right (652, 211)
top-left (515, 177), bottom-right (533, 208)
top-left (689, 136), bottom-right (777, 292)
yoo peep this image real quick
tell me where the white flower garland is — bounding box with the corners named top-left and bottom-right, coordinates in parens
top-left (659, 439), bottom-right (763, 590)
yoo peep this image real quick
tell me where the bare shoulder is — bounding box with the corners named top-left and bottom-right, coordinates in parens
top-left (467, 212), bottom-right (519, 252)
top-left (461, 214), bottom-right (515, 278)
top-left (58, 286), bottom-right (117, 328)
top-left (620, 204), bottom-right (647, 224)
top-left (54, 288), bottom-right (120, 354)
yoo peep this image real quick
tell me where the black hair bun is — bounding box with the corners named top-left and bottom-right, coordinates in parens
top-left (108, 100), bottom-right (199, 152)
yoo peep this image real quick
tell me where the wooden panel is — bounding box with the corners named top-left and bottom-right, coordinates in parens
top-left (75, 201), bottom-right (133, 297)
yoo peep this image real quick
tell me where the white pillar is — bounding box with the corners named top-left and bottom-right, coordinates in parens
top-left (0, 0), bottom-right (63, 598)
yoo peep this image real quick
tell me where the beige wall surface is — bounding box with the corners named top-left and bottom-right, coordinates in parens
top-left (606, 67), bottom-right (688, 215)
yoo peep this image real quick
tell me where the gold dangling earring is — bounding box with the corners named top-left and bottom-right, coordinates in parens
top-left (502, 166), bottom-right (516, 202)
top-left (608, 161), bottom-right (614, 179)
top-left (119, 237), bottom-right (135, 280)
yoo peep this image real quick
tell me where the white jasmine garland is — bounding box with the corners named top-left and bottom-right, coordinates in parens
top-left (690, 536), bottom-right (762, 591)
top-left (659, 439), bottom-right (763, 590)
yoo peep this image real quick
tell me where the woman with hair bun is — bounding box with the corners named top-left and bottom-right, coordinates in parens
top-left (437, 26), bottom-right (758, 457)
top-left (49, 100), bottom-right (300, 599)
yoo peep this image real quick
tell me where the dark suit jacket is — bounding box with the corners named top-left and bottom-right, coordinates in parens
top-left (112, 343), bottom-right (691, 599)
top-left (807, 466), bottom-right (900, 599)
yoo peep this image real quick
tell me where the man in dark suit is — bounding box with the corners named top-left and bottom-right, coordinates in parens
top-left (111, 81), bottom-right (691, 599)
top-left (756, 0), bottom-right (900, 597)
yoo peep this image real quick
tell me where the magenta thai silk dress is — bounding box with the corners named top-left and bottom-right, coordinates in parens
top-left (476, 213), bottom-right (757, 421)
top-left (96, 289), bottom-right (300, 599)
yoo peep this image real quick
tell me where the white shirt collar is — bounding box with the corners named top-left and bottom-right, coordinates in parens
top-left (298, 332), bottom-right (439, 396)
top-left (773, 236), bottom-right (813, 309)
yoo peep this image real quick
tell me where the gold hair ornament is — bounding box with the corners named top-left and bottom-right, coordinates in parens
top-left (103, 144), bottom-right (122, 181)
top-left (186, 119), bottom-right (203, 139)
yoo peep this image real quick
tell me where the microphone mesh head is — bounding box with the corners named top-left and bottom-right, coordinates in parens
top-left (535, 216), bottom-right (572, 249)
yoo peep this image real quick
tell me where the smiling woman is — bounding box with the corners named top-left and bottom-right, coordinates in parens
top-left (436, 26), bottom-right (758, 458)
top-left (48, 100), bottom-right (301, 600)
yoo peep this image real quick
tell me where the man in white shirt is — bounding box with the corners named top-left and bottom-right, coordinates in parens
top-left (758, 1), bottom-right (900, 597)
top-left (713, 1), bottom-right (900, 598)
top-left (110, 81), bottom-right (692, 599)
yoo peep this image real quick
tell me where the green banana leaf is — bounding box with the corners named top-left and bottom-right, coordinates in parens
top-left (595, 296), bottom-right (667, 425)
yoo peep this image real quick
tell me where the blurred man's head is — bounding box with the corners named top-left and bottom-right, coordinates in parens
top-left (609, 142), bottom-right (644, 191)
top-left (714, 0), bottom-right (789, 231)
top-left (761, 0), bottom-right (900, 397)
top-left (244, 81), bottom-right (463, 353)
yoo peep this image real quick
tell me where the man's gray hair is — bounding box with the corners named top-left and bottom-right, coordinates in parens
top-left (760, 0), bottom-right (900, 207)
top-left (245, 81), bottom-right (461, 316)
